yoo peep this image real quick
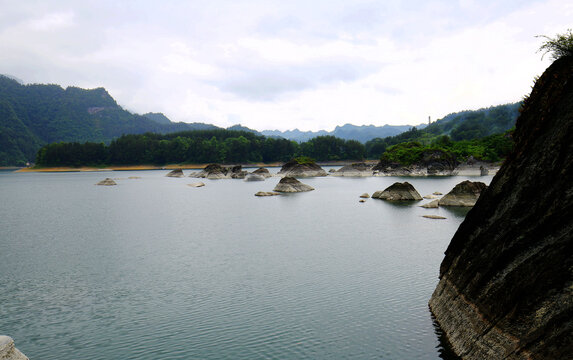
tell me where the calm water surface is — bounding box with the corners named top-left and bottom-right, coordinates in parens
top-left (0, 169), bottom-right (491, 359)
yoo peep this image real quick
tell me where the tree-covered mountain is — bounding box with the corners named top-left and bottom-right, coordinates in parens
top-left (0, 76), bottom-right (217, 166)
top-left (365, 102), bottom-right (520, 158)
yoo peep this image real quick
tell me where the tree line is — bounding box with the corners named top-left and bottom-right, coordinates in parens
top-left (35, 130), bottom-right (367, 167)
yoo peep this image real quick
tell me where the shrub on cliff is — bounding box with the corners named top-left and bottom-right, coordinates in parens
top-left (538, 29), bottom-right (573, 60)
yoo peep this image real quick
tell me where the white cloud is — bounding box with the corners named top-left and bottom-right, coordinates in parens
top-left (0, 0), bottom-right (571, 131)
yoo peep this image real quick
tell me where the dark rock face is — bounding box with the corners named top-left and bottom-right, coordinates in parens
top-left (438, 180), bottom-right (487, 207)
top-left (277, 159), bottom-right (327, 177)
top-left (429, 57), bottom-right (573, 359)
top-left (371, 182), bottom-right (422, 200)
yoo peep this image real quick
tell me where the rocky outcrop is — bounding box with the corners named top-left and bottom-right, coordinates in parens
top-left (96, 178), bottom-right (117, 186)
top-left (373, 149), bottom-right (458, 176)
top-left (438, 180), bottom-right (487, 207)
top-left (165, 168), bottom-right (184, 177)
top-left (190, 164), bottom-right (248, 179)
top-left (277, 159), bottom-right (327, 177)
top-left (331, 163), bottom-right (373, 177)
top-left (429, 56), bottom-right (573, 359)
top-left (420, 199), bottom-right (439, 208)
top-left (0, 336), bottom-right (28, 360)
top-left (273, 176), bottom-right (314, 192)
top-left (252, 167), bottom-right (272, 178)
top-left (371, 182), bottom-right (422, 200)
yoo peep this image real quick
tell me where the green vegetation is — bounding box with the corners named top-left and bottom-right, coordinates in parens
top-left (35, 131), bottom-right (366, 167)
top-left (293, 156), bottom-right (316, 165)
top-left (538, 29), bottom-right (573, 60)
top-left (365, 102), bottom-right (519, 159)
top-left (379, 131), bottom-right (513, 166)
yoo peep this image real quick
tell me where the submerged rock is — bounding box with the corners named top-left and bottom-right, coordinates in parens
top-left (254, 191), bottom-right (281, 197)
top-left (429, 56), bottom-right (573, 359)
top-left (273, 176), bottom-right (314, 192)
top-left (0, 336), bottom-right (29, 360)
top-left (277, 159), bottom-right (327, 177)
top-left (371, 182), bottom-right (422, 201)
top-left (96, 178), bottom-right (117, 186)
top-left (422, 215), bottom-right (446, 219)
top-left (165, 168), bottom-right (184, 177)
top-left (332, 163), bottom-right (373, 177)
top-left (244, 173), bottom-right (266, 182)
top-left (438, 180), bottom-right (487, 207)
top-left (187, 182), bottom-right (205, 188)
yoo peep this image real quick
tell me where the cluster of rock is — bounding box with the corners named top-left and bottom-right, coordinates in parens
top-left (277, 159), bottom-right (327, 177)
top-left (429, 56), bottom-right (573, 358)
top-left (372, 149), bottom-right (458, 176)
top-left (370, 180), bottom-right (487, 209)
top-left (190, 164), bottom-right (248, 179)
top-left (0, 336), bottom-right (28, 360)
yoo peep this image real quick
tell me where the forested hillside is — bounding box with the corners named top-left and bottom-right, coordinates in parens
top-left (365, 102), bottom-right (520, 158)
top-left (0, 76), bottom-right (214, 166)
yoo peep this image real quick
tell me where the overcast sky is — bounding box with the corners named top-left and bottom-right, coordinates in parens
top-left (0, 0), bottom-right (571, 131)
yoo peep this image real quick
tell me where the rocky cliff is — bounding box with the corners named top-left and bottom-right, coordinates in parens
top-left (429, 56), bottom-right (573, 358)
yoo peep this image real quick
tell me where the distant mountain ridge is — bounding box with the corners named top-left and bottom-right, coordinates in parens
top-left (0, 75), bottom-right (519, 166)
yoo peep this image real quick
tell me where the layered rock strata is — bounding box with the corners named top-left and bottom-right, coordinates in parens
top-left (429, 56), bottom-right (573, 359)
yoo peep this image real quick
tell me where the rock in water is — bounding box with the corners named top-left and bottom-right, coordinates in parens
top-left (254, 191), bottom-right (281, 197)
top-left (420, 199), bottom-right (439, 208)
top-left (332, 163), bottom-right (373, 177)
top-left (165, 168), bottom-right (184, 177)
top-left (252, 167), bottom-right (272, 178)
top-left (96, 178), bottom-right (117, 186)
top-left (371, 182), bottom-right (422, 200)
top-left (429, 56), bottom-right (573, 359)
top-left (273, 177), bottom-right (314, 192)
top-left (359, 193), bottom-right (370, 198)
top-left (187, 182), bottom-right (205, 187)
top-left (0, 336), bottom-right (29, 360)
top-left (277, 159), bottom-right (327, 177)
top-left (438, 180), bottom-right (487, 207)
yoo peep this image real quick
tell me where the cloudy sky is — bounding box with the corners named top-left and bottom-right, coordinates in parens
top-left (0, 0), bottom-right (571, 131)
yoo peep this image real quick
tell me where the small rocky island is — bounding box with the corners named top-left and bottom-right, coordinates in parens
top-left (429, 55), bottom-right (573, 358)
top-left (277, 158), bottom-right (327, 177)
top-left (190, 164), bottom-right (248, 179)
top-left (438, 180), bottom-right (487, 207)
top-left (371, 182), bottom-right (423, 200)
top-left (273, 176), bottom-right (314, 192)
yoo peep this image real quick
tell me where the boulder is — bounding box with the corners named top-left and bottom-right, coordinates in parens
top-left (438, 180), bottom-right (487, 207)
top-left (273, 176), bottom-right (314, 192)
top-left (187, 182), bottom-right (205, 188)
top-left (244, 173), bottom-right (266, 182)
top-left (252, 167), bottom-right (272, 178)
top-left (0, 336), bottom-right (29, 360)
top-left (429, 56), bottom-right (573, 359)
top-left (332, 163), bottom-right (373, 177)
top-left (165, 168), bottom-right (184, 177)
top-left (254, 191), bottom-right (281, 197)
top-left (423, 194), bottom-right (439, 199)
top-left (359, 193), bottom-right (370, 198)
top-left (371, 182), bottom-right (422, 201)
top-left (96, 178), bottom-right (117, 186)
top-left (277, 159), bottom-right (327, 177)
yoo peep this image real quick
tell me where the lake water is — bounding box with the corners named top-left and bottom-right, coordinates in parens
top-left (0, 169), bottom-right (491, 359)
